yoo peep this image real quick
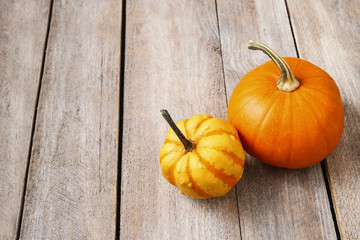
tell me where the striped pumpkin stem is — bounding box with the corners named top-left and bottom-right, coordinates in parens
top-left (160, 109), bottom-right (194, 151)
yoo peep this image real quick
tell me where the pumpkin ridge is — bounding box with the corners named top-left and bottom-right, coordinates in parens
top-left (185, 155), bottom-right (212, 198)
top-left (283, 57), bottom-right (302, 73)
top-left (296, 75), bottom-right (331, 81)
top-left (280, 94), bottom-right (294, 168)
top-left (160, 145), bottom-right (184, 163)
top-left (201, 146), bottom-right (244, 168)
top-left (183, 119), bottom-right (190, 139)
top-left (300, 86), bottom-right (341, 102)
top-left (285, 94), bottom-right (294, 168)
top-left (193, 115), bottom-right (213, 134)
top-left (258, 94), bottom-right (287, 167)
top-left (160, 151), bottom-right (176, 164)
top-left (159, 152), bottom-right (170, 164)
top-left (198, 129), bottom-right (238, 141)
top-left (246, 72), bottom-right (279, 80)
top-left (232, 87), bottom-right (262, 100)
top-left (251, 92), bottom-right (282, 150)
top-left (300, 87), bottom-right (341, 108)
top-left (164, 139), bottom-right (182, 146)
top-left (193, 151), bottom-right (238, 187)
top-left (297, 92), bottom-right (330, 154)
top-left (234, 74), bottom-right (278, 98)
top-left (168, 154), bottom-right (185, 186)
top-left (228, 90), bottom-right (270, 125)
top-left (234, 87), bottom-right (271, 109)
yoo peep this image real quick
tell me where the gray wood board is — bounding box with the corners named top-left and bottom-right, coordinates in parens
top-left (19, 1), bottom-right (122, 239)
top-left (0, 1), bottom-right (50, 239)
top-left (216, 0), bottom-right (337, 239)
top-left (287, 0), bottom-right (360, 238)
top-left (120, 0), bottom-right (241, 239)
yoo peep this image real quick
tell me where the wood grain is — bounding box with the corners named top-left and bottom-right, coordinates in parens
top-left (0, 1), bottom-right (50, 239)
top-left (216, 0), bottom-right (337, 239)
top-left (19, 1), bottom-right (121, 239)
top-left (120, 0), bottom-right (241, 239)
top-left (287, 0), bottom-right (360, 239)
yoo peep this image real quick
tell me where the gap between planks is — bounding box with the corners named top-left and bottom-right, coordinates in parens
top-left (116, 0), bottom-right (127, 239)
top-left (214, 0), bottom-right (242, 239)
top-left (321, 161), bottom-right (341, 240)
top-left (15, 0), bottom-right (55, 239)
top-left (284, 0), bottom-right (300, 58)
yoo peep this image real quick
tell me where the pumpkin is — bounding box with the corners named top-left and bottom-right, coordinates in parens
top-left (159, 110), bottom-right (245, 199)
top-left (227, 41), bottom-right (344, 169)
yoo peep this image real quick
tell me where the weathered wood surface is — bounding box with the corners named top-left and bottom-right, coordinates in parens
top-left (287, 0), bottom-right (360, 239)
top-left (0, 1), bottom-right (50, 239)
top-left (19, 0), bottom-right (122, 239)
top-left (0, 0), bottom-right (359, 239)
top-left (120, 0), bottom-right (242, 239)
top-left (216, 0), bottom-right (338, 239)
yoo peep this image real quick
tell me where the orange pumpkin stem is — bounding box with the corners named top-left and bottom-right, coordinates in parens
top-left (160, 109), bottom-right (194, 151)
top-left (248, 40), bottom-right (300, 92)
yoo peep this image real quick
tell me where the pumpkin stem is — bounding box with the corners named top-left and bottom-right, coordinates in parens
top-left (248, 40), bottom-right (300, 92)
top-left (160, 109), bottom-right (194, 151)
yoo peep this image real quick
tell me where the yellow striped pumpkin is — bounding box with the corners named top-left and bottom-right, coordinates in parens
top-left (159, 110), bottom-right (245, 199)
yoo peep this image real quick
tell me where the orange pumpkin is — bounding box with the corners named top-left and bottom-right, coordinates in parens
top-left (227, 41), bottom-right (344, 169)
top-left (159, 110), bottom-right (245, 199)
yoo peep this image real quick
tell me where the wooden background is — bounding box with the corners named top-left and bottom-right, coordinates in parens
top-left (0, 0), bottom-right (359, 239)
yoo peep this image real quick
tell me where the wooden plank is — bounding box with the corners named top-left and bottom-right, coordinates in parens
top-left (287, 0), bottom-right (360, 238)
top-left (19, 1), bottom-right (121, 239)
top-left (0, 1), bottom-right (50, 239)
top-left (120, 0), bottom-right (241, 239)
top-left (216, 0), bottom-right (338, 239)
